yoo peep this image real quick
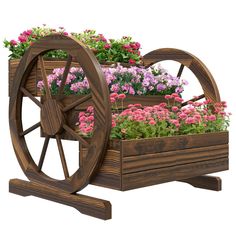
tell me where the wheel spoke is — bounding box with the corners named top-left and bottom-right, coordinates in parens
top-left (177, 64), bottom-right (185, 78)
top-left (182, 94), bottom-right (205, 107)
top-left (20, 87), bottom-right (42, 108)
top-left (38, 136), bottom-right (50, 171)
top-left (55, 135), bottom-right (69, 179)
top-left (20, 122), bottom-right (41, 136)
top-left (38, 56), bottom-right (52, 99)
top-left (62, 94), bottom-right (92, 112)
top-left (63, 124), bottom-right (89, 147)
top-left (58, 55), bottom-right (72, 96)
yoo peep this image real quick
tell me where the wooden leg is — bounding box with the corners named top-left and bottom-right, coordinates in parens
top-left (178, 175), bottom-right (222, 191)
top-left (9, 179), bottom-right (111, 220)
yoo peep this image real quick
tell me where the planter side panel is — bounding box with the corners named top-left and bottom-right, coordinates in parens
top-left (80, 147), bottom-right (122, 190)
top-left (121, 132), bottom-right (229, 190)
top-left (122, 157), bottom-right (228, 191)
top-left (9, 59), bottom-right (37, 96)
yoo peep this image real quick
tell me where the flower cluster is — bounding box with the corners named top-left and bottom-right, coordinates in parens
top-left (3, 25), bottom-right (68, 59)
top-left (37, 64), bottom-right (187, 96)
top-left (72, 30), bottom-right (142, 64)
top-left (76, 93), bottom-right (230, 140)
top-left (4, 27), bottom-right (142, 64)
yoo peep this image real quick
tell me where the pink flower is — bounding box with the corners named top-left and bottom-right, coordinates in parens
top-left (171, 93), bottom-right (179, 98)
top-left (129, 86), bottom-right (135, 95)
top-left (179, 113), bottom-right (187, 119)
top-left (104, 44), bottom-right (111, 49)
top-left (123, 44), bottom-right (130, 49)
top-left (110, 93), bottom-right (118, 98)
top-left (172, 106), bottom-right (179, 112)
top-left (149, 120), bottom-right (156, 125)
top-left (208, 115), bottom-right (216, 121)
top-left (118, 94), bottom-right (126, 99)
top-left (129, 59), bottom-right (136, 64)
top-left (175, 97), bottom-right (184, 103)
top-left (164, 95), bottom-right (172, 100)
top-left (18, 35), bottom-right (27, 43)
top-left (110, 97), bottom-right (116, 103)
top-left (185, 117), bottom-right (196, 124)
top-left (135, 42), bottom-right (141, 49)
top-left (10, 40), bottom-right (17, 46)
top-left (87, 106), bottom-right (94, 113)
top-left (63, 32), bottom-right (69, 36)
top-left (87, 115), bottom-right (94, 121)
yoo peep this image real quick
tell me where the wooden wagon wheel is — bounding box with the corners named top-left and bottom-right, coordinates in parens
top-left (9, 34), bottom-right (112, 194)
top-left (143, 48), bottom-right (221, 104)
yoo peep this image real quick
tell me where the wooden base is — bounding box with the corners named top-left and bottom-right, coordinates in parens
top-left (178, 175), bottom-right (222, 191)
top-left (9, 179), bottom-right (111, 220)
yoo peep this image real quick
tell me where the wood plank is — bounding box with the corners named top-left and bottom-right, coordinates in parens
top-left (9, 59), bottom-right (37, 96)
top-left (122, 144), bottom-right (228, 174)
top-left (122, 157), bottom-right (228, 191)
top-left (9, 179), bottom-right (111, 220)
top-left (179, 175), bottom-right (222, 191)
top-left (121, 131), bottom-right (229, 157)
top-left (80, 148), bottom-right (122, 190)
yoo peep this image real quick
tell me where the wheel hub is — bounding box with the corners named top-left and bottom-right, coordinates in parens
top-left (41, 99), bottom-right (65, 136)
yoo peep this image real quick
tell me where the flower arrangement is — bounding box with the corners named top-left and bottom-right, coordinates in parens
top-left (4, 26), bottom-right (142, 64)
top-left (76, 93), bottom-right (230, 140)
top-left (71, 30), bottom-right (142, 64)
top-left (37, 64), bottom-right (188, 96)
top-left (3, 25), bottom-right (69, 59)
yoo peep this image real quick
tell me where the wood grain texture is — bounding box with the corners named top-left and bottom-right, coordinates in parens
top-left (80, 131), bottom-right (229, 191)
top-left (9, 179), bottom-right (111, 220)
top-left (9, 34), bottom-right (112, 193)
top-left (80, 147), bottom-right (122, 190)
top-left (179, 175), bottom-right (222, 191)
top-left (122, 158), bottom-right (228, 191)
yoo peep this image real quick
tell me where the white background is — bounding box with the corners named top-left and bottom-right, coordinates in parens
top-left (0, 0), bottom-right (235, 235)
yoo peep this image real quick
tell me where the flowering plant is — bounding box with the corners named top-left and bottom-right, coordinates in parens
top-left (3, 25), bottom-right (68, 59)
top-left (72, 30), bottom-right (142, 64)
top-left (37, 64), bottom-right (187, 96)
top-left (76, 93), bottom-right (230, 140)
top-left (4, 27), bottom-right (142, 64)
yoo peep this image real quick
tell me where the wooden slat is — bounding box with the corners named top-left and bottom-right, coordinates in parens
top-left (80, 148), bottom-right (122, 190)
top-left (121, 131), bottom-right (229, 157)
top-left (122, 144), bottom-right (228, 174)
top-left (122, 158), bottom-right (228, 191)
top-left (9, 59), bottom-right (37, 96)
top-left (9, 179), bottom-right (111, 220)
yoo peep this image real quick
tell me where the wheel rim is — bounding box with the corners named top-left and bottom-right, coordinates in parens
top-left (143, 48), bottom-right (221, 104)
top-left (9, 34), bottom-right (112, 193)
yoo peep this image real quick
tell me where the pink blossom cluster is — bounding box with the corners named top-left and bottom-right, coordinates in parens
top-left (76, 93), bottom-right (230, 139)
top-left (38, 64), bottom-right (187, 96)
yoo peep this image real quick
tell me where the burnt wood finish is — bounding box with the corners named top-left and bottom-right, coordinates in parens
top-left (9, 179), bottom-right (111, 220)
top-left (9, 34), bottom-right (112, 193)
top-left (80, 132), bottom-right (229, 191)
top-left (9, 35), bottom-right (229, 219)
top-left (179, 175), bottom-right (222, 191)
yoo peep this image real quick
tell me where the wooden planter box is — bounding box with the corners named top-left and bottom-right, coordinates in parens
top-left (9, 59), bottom-right (167, 107)
top-left (80, 131), bottom-right (229, 191)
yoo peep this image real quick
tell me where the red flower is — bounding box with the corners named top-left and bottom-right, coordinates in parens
top-left (135, 42), bottom-right (141, 49)
top-left (18, 35), bottom-right (27, 43)
top-left (123, 44), bottom-right (130, 49)
top-left (104, 43), bottom-right (111, 49)
top-left (10, 40), bottom-right (17, 46)
top-left (129, 59), bottom-right (136, 64)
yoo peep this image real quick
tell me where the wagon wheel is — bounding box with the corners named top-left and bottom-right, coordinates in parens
top-left (9, 34), bottom-right (112, 193)
top-left (142, 48), bottom-right (221, 104)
